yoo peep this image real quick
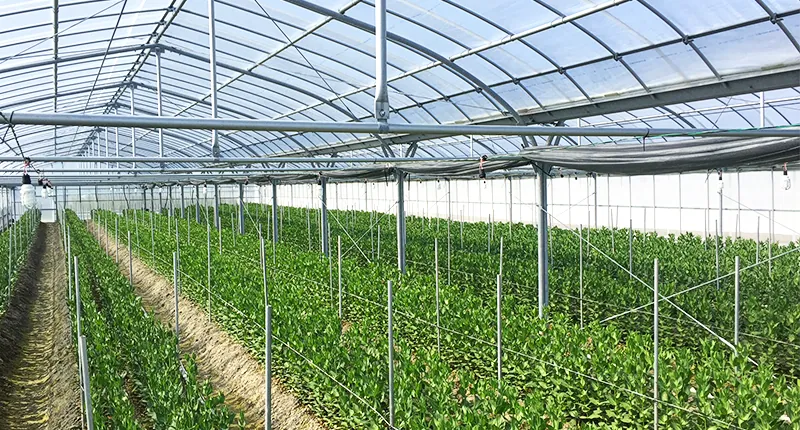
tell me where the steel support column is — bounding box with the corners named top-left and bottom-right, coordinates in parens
top-left (114, 107), bottom-right (119, 169)
top-left (271, 181), bottom-right (278, 243)
top-left (155, 48), bottom-right (164, 159)
top-left (208, 0), bottom-right (220, 157)
top-left (180, 185), bottom-right (185, 219)
top-left (374, 0), bottom-right (389, 122)
top-left (52, 0), bottom-right (58, 156)
top-left (537, 164), bottom-right (550, 318)
top-left (213, 184), bottom-right (220, 230)
top-left (396, 169), bottom-right (406, 274)
top-left (195, 184), bottom-right (201, 223)
top-left (129, 84), bottom-right (136, 166)
top-left (238, 183), bottom-right (245, 235)
top-left (320, 177), bottom-right (329, 257)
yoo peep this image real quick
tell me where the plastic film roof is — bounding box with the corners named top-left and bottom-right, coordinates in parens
top-left (0, 0), bottom-right (798, 173)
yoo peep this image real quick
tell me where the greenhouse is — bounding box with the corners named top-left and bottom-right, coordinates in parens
top-left (0, 0), bottom-right (798, 428)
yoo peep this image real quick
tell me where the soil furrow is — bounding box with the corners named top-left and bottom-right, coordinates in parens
top-left (0, 223), bottom-right (81, 429)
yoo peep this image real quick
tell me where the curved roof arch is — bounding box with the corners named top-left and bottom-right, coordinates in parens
top-left (0, 0), bottom-right (796, 174)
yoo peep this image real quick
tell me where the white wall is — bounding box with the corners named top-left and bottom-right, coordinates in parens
top-left (53, 169), bottom-right (799, 243)
top-left (274, 169), bottom-right (800, 243)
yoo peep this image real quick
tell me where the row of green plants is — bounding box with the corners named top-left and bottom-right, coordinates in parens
top-left (108, 208), bottom-right (799, 428)
top-left (222, 203), bottom-right (800, 377)
top-left (0, 210), bottom-right (40, 315)
top-left (64, 211), bottom-right (236, 429)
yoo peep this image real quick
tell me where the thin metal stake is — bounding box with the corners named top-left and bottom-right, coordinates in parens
top-left (387, 279), bottom-right (395, 429)
top-left (377, 225), bottom-right (381, 261)
top-left (734, 256), bottom-right (740, 346)
top-left (435, 238), bottom-right (441, 354)
top-left (715, 220), bottom-right (720, 290)
top-left (128, 231), bottom-right (132, 285)
top-left (173, 251), bottom-right (180, 348)
top-left (496, 274), bottom-right (502, 385)
top-left (653, 258), bottom-right (659, 430)
top-left (74, 257), bottom-right (82, 338)
top-left (115, 217), bottom-right (119, 263)
top-left (207, 220), bottom-right (211, 322)
top-left (78, 335), bottom-right (95, 430)
top-left (150, 211), bottom-right (154, 265)
top-left (265, 304), bottom-right (272, 430)
top-left (337, 236), bottom-right (342, 321)
top-left (579, 224), bottom-right (584, 329)
top-left (628, 219), bottom-right (633, 279)
top-left (261, 236), bottom-right (267, 305)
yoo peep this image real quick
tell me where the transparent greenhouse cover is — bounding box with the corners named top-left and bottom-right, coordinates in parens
top-left (0, 0), bottom-right (798, 172)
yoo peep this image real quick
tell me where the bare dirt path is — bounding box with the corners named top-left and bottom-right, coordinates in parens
top-left (0, 223), bottom-right (81, 429)
top-left (90, 222), bottom-right (323, 430)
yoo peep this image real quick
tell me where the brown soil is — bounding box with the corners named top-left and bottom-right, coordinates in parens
top-left (0, 223), bottom-right (81, 429)
top-left (90, 222), bottom-right (323, 430)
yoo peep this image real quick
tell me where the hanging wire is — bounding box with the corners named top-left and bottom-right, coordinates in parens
top-left (250, 0), bottom-right (359, 122)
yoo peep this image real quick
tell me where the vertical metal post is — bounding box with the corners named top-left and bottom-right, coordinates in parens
top-left (715, 220), bottom-right (720, 290)
top-left (447, 179), bottom-right (452, 285)
top-left (337, 236), bottom-right (342, 320)
top-left (594, 174), bottom-right (598, 229)
top-left (320, 177), bottom-right (329, 257)
top-left (53, 0), bottom-right (59, 157)
top-left (236, 183), bottom-right (243, 235)
top-left (208, 0), bottom-right (220, 156)
top-left (265, 304), bottom-right (272, 430)
top-left (115, 217), bottom-right (119, 263)
top-left (74, 257), bottom-right (81, 337)
top-left (195, 185), bottom-right (201, 224)
top-left (180, 185), bottom-right (186, 220)
top-left (734, 256), bottom-right (740, 346)
top-left (260, 236), bottom-right (267, 305)
top-left (271, 181), bottom-right (278, 243)
top-left (78, 335), bottom-right (94, 430)
top-left (653, 258), bottom-right (659, 430)
top-left (173, 251), bottom-right (179, 343)
top-left (769, 168), bottom-right (774, 275)
top-left (129, 85), bottom-right (136, 167)
top-left (705, 177), bottom-right (710, 243)
top-left (214, 184), bottom-right (220, 230)
top-left (736, 171), bottom-right (741, 237)
top-left (507, 177), bottom-right (512, 233)
top-left (387, 279), bottom-right (395, 429)
top-left (628, 219), bottom-right (633, 278)
top-left (719, 183), bottom-right (723, 239)
top-left (579, 224), bottom-right (584, 329)
top-left (434, 238), bottom-right (441, 354)
top-left (207, 219), bottom-right (211, 321)
top-left (537, 166), bottom-right (549, 318)
top-left (150, 211), bottom-right (154, 265)
top-left (7, 222), bottom-right (12, 301)
top-left (678, 173), bottom-right (682, 234)
top-left (396, 170), bottom-right (406, 274)
top-left (374, 0), bottom-right (390, 123)
top-left (114, 107), bottom-right (120, 169)
top-left (155, 48), bottom-right (164, 159)
top-left (128, 231), bottom-right (132, 285)
top-left (377, 224), bottom-right (381, 261)
top-left (496, 274), bottom-right (502, 385)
